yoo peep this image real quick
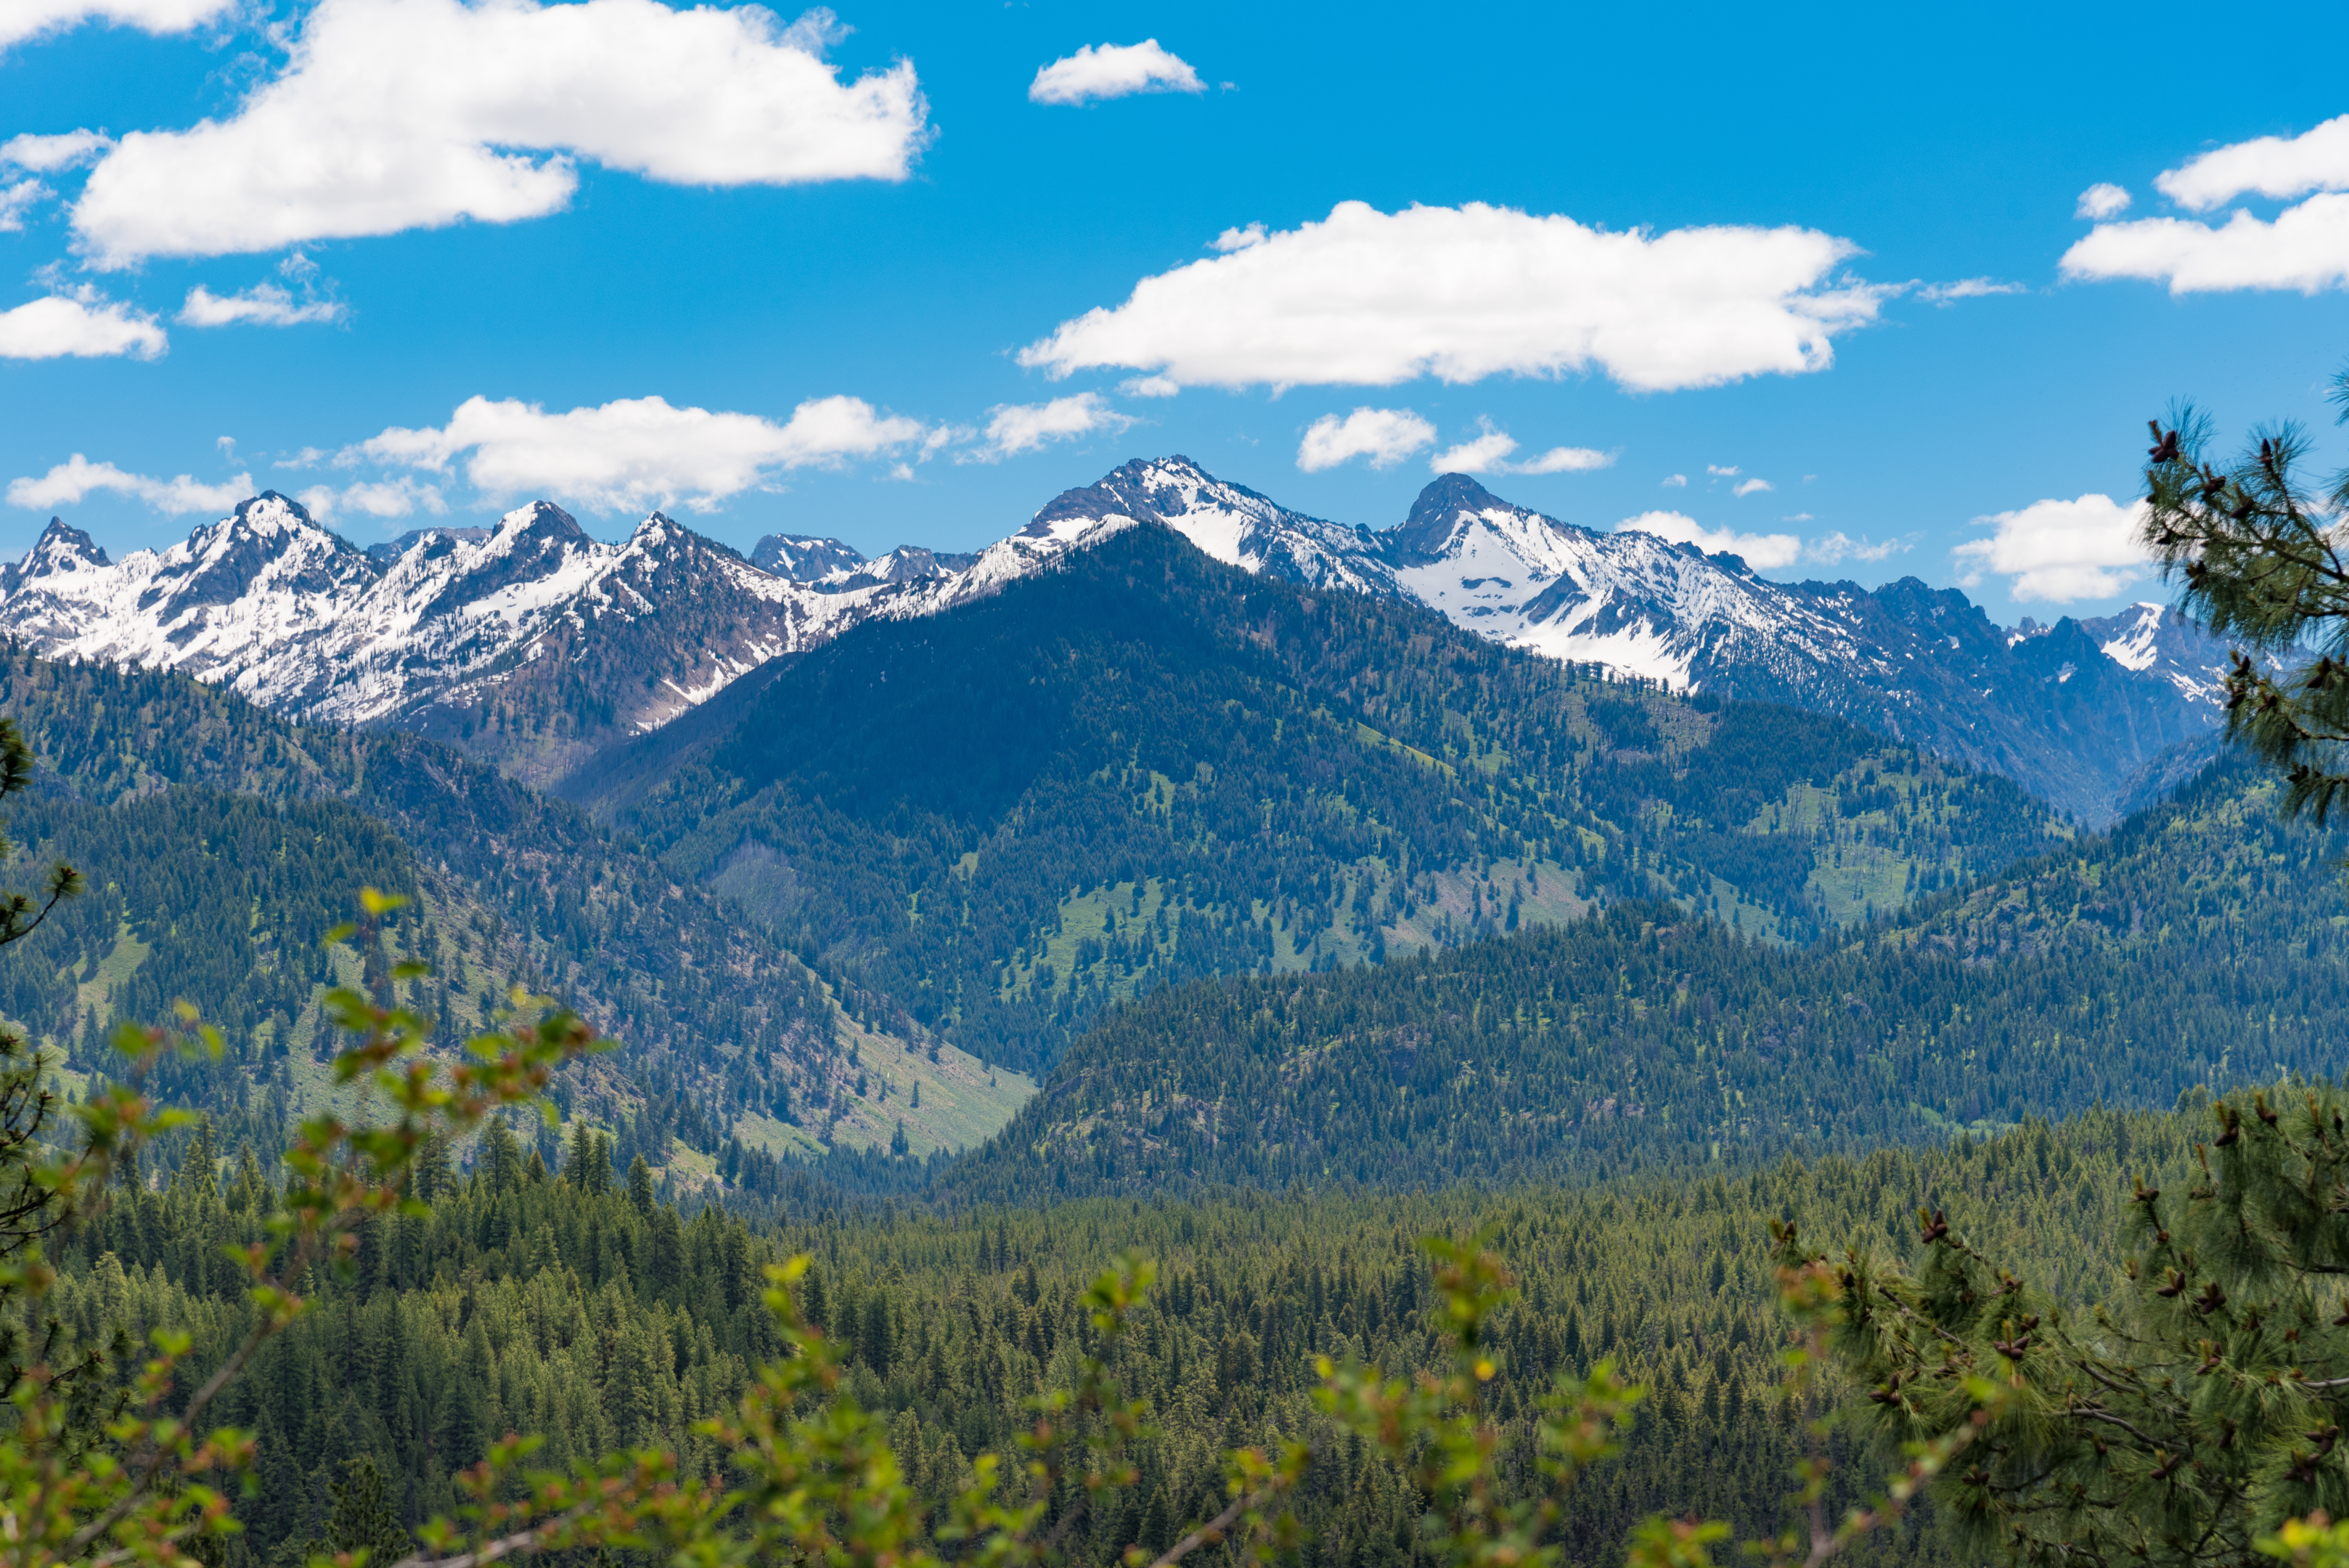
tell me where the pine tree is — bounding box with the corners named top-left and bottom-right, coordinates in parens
top-left (2144, 392), bottom-right (2349, 819)
top-left (626, 1154), bottom-right (653, 1215)
top-left (565, 1121), bottom-right (595, 1191)
top-left (319, 1455), bottom-right (411, 1566)
top-left (1813, 1084), bottom-right (2349, 1566)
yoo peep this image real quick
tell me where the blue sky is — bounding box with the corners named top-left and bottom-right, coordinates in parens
top-left (5, 0), bottom-right (2349, 626)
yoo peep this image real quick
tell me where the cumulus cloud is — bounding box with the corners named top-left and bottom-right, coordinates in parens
top-left (1018, 200), bottom-right (1885, 394)
top-left (1296, 407), bottom-right (1435, 471)
top-left (2062, 197), bottom-right (2349, 293)
top-left (1428, 418), bottom-right (1611, 476)
top-left (960, 393), bottom-right (1132, 462)
top-left (1952, 493), bottom-right (2151, 603)
top-left (1617, 510), bottom-right (1802, 571)
top-left (2064, 118), bottom-right (2349, 294)
top-left (2076, 183), bottom-right (2131, 220)
top-left (1, 131), bottom-right (113, 171)
top-left (1029, 39), bottom-right (1204, 105)
top-left (0, 0), bottom-right (230, 49)
top-left (7, 454), bottom-right (250, 513)
top-left (360, 393), bottom-right (929, 511)
top-left (181, 256), bottom-right (348, 326)
top-left (0, 293), bottom-right (166, 359)
top-left (2156, 115), bottom-right (2349, 210)
top-left (1706, 465), bottom-right (1739, 477)
top-left (67, 0), bottom-right (929, 267)
top-left (1429, 428), bottom-right (1516, 475)
top-left (1732, 477), bottom-right (1773, 497)
top-left (295, 477), bottom-right (446, 521)
top-left (1660, 473), bottom-right (1686, 488)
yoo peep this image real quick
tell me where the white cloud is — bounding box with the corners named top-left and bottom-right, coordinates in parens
top-left (1212, 222), bottom-right (1266, 252)
top-left (1, 130), bottom-right (113, 171)
top-left (1732, 477), bottom-right (1773, 497)
top-left (0, 293), bottom-right (166, 359)
top-left (1018, 200), bottom-right (1886, 394)
top-left (2075, 182), bottom-right (2131, 220)
top-left (1706, 464), bottom-right (1740, 477)
top-left (2064, 118), bottom-right (2349, 294)
top-left (1431, 429), bottom-right (1519, 475)
top-left (1660, 473), bottom-right (1686, 488)
top-left (1916, 277), bottom-right (2027, 303)
top-left (361, 393), bottom-right (929, 511)
top-left (181, 284), bottom-right (346, 327)
top-left (7, 454), bottom-right (250, 513)
top-left (297, 477), bottom-right (446, 521)
top-left (1617, 510), bottom-right (1802, 571)
top-left (2155, 114), bottom-right (2349, 210)
top-left (1951, 493), bottom-right (2150, 603)
top-left (0, 0), bottom-right (231, 49)
top-left (1029, 39), bottom-right (1204, 105)
top-left (0, 180), bottom-right (46, 232)
top-left (1512, 444), bottom-right (1613, 474)
top-left (1296, 407), bottom-right (1435, 472)
top-left (68, 0), bottom-right (929, 267)
top-left (2062, 196), bottom-right (2349, 293)
top-left (181, 258), bottom-right (348, 326)
top-left (1119, 375), bottom-right (1181, 398)
top-left (960, 393), bottom-right (1132, 462)
top-left (1429, 418), bottom-right (1612, 476)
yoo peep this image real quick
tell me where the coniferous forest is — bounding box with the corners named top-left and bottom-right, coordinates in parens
top-left (6, 470), bottom-right (2349, 1568)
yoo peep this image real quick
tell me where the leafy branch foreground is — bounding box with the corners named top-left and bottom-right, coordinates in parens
top-left (0, 894), bottom-right (1988, 1568)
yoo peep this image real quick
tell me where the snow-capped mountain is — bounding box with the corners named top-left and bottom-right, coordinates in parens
top-left (0, 494), bottom-right (926, 785)
top-left (0, 456), bottom-right (2234, 820)
top-left (1377, 473), bottom-right (2229, 820)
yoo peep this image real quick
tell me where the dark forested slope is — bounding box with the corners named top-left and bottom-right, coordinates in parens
top-left (937, 755), bottom-right (2343, 1201)
top-left (602, 521), bottom-right (2063, 1075)
top-left (0, 650), bottom-right (997, 1166)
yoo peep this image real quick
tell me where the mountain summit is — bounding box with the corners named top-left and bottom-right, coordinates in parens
top-left (0, 456), bottom-right (2229, 818)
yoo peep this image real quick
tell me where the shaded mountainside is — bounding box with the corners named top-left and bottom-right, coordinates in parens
top-left (935, 755), bottom-right (2347, 1203)
top-left (604, 520), bottom-right (2065, 1077)
top-left (0, 650), bottom-right (1024, 1173)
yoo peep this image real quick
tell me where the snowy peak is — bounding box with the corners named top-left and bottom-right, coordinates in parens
top-left (2077, 602), bottom-right (2232, 708)
top-left (12, 518), bottom-right (110, 583)
top-left (0, 457), bottom-right (2240, 822)
top-left (1389, 473), bottom-right (1521, 563)
top-left (139, 491), bottom-right (375, 620)
top-left (1029, 455), bottom-right (1394, 595)
top-left (364, 526), bottom-right (488, 565)
top-left (751, 532), bottom-right (865, 582)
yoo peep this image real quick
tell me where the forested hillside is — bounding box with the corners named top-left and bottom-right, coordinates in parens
top-left (940, 754), bottom-right (2344, 1200)
top-left (60, 1098), bottom-right (2190, 1568)
top-left (0, 650), bottom-right (1026, 1171)
top-left (604, 521), bottom-right (2062, 1075)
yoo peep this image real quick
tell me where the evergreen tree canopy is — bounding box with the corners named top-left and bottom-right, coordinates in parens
top-left (2144, 380), bottom-right (2349, 821)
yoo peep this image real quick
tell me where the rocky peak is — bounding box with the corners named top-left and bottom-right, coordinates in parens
top-left (18, 517), bottom-right (109, 573)
top-left (751, 533), bottom-right (865, 582)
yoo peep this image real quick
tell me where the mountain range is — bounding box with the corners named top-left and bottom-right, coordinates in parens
top-left (0, 456), bottom-right (2231, 820)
